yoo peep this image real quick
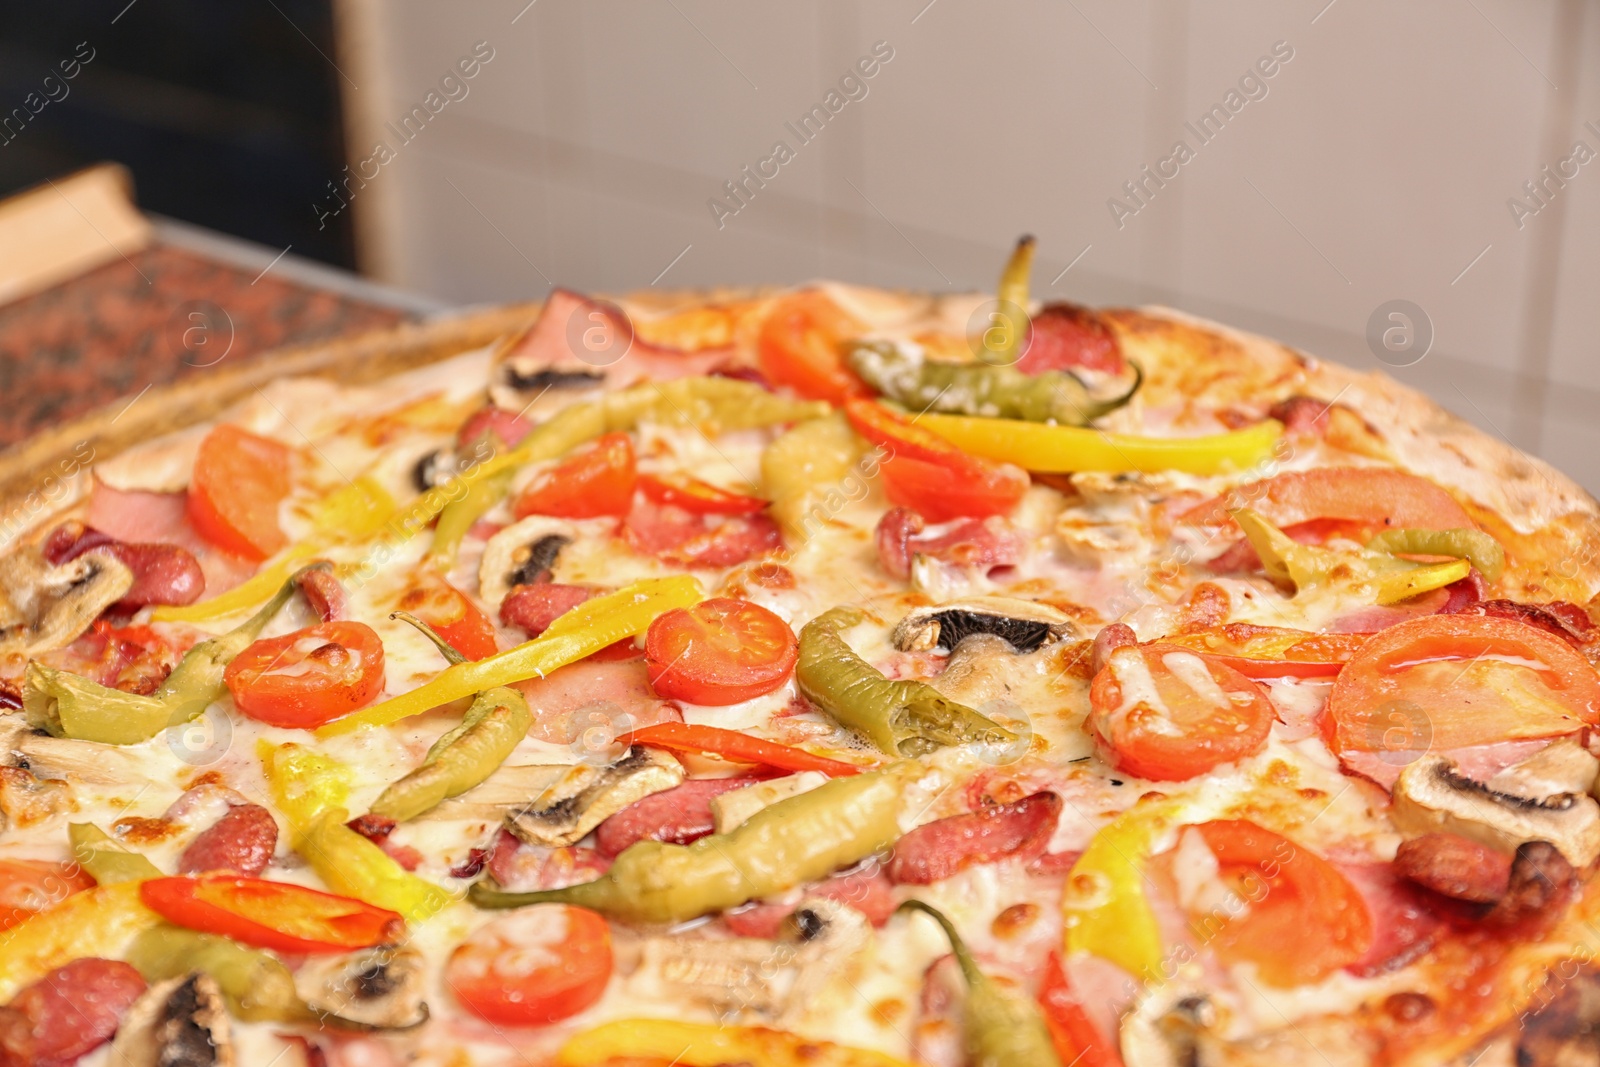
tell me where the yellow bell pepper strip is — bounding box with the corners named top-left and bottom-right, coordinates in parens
top-left (470, 761), bottom-right (920, 923)
top-left (318, 575), bottom-right (702, 735)
top-left (68, 823), bottom-right (163, 884)
top-left (258, 741), bottom-right (455, 922)
top-left (1234, 508), bottom-right (1472, 606)
top-left (557, 1019), bottom-right (917, 1067)
top-left (1366, 526), bottom-right (1506, 583)
top-left (918, 411), bottom-right (1284, 475)
top-left (153, 476), bottom-right (394, 625)
top-left (24, 565), bottom-right (314, 744)
top-left (897, 900), bottom-right (1063, 1067)
top-left (0, 882), bottom-right (159, 1002)
top-left (762, 412), bottom-right (874, 542)
top-left (364, 613), bottom-right (533, 823)
top-left (152, 543), bottom-right (320, 624)
top-left (796, 607), bottom-right (1014, 758)
top-left (1062, 800), bottom-right (1186, 982)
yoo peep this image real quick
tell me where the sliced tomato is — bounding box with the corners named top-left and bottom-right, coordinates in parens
top-left (756, 290), bottom-right (867, 404)
top-left (638, 472), bottom-right (768, 515)
top-left (619, 721), bottom-right (861, 776)
top-left (1159, 624), bottom-right (1370, 679)
top-left (224, 620), bottom-right (386, 729)
top-left (186, 424), bottom-right (292, 560)
top-left (645, 597), bottom-right (798, 706)
top-left (512, 432), bottom-right (636, 519)
top-left (140, 874), bottom-right (403, 954)
top-left (1324, 613), bottom-right (1600, 772)
top-left (845, 399), bottom-right (1028, 522)
top-left (1186, 820), bottom-right (1372, 986)
top-left (1183, 467), bottom-right (1473, 538)
top-left (0, 859), bottom-right (94, 931)
top-left (447, 905), bottom-right (612, 1025)
top-left (1088, 645), bottom-right (1274, 781)
top-left (399, 579), bottom-right (498, 660)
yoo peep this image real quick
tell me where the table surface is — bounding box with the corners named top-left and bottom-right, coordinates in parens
top-left (0, 223), bottom-right (439, 448)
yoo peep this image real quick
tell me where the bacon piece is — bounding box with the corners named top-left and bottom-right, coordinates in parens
top-left (0, 958), bottom-right (146, 1067)
top-left (457, 405), bottom-right (533, 449)
top-left (1437, 571), bottom-right (1486, 615)
top-left (624, 500), bottom-right (782, 569)
top-left (1017, 303), bottom-right (1125, 376)
top-left (1449, 598), bottom-right (1596, 652)
top-left (1393, 833), bottom-right (1512, 904)
top-left (501, 289), bottom-right (734, 388)
top-left (449, 848), bottom-right (490, 879)
top-left (1486, 841), bottom-right (1577, 933)
top-left (887, 792), bottom-right (1062, 885)
top-left (593, 776), bottom-right (762, 858)
top-left (1340, 863), bottom-right (1447, 978)
top-left (295, 567), bottom-right (346, 622)
top-left (1090, 624), bottom-right (1137, 676)
top-left (874, 507), bottom-right (1022, 581)
top-left (44, 521), bottom-right (204, 609)
top-left (177, 803), bottom-right (278, 876)
top-left (499, 583), bottom-right (595, 637)
top-left (85, 482), bottom-right (256, 597)
top-left (721, 862), bottom-right (896, 937)
top-left (485, 829), bottom-right (610, 892)
top-left (1267, 395), bottom-right (1335, 434)
top-left (39, 622), bottom-right (182, 694)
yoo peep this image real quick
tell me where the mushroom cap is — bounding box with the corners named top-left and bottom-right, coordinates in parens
top-left (890, 596), bottom-right (1077, 654)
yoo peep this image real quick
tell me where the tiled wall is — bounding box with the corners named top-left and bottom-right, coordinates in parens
top-left (334, 0), bottom-right (1600, 495)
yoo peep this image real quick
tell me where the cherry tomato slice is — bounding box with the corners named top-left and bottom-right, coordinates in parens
top-left (186, 425), bottom-right (292, 560)
top-left (224, 621), bottom-right (386, 729)
top-left (447, 905), bottom-right (613, 1025)
top-left (513, 432), bottom-right (637, 519)
top-left (1183, 467), bottom-right (1473, 537)
top-left (1184, 820), bottom-right (1372, 986)
top-left (398, 579), bottom-right (498, 660)
top-left (638, 472), bottom-right (768, 515)
top-left (756, 290), bottom-right (867, 404)
top-left (645, 597), bottom-right (798, 706)
top-left (140, 874), bottom-right (404, 954)
top-left (1324, 613), bottom-right (1600, 775)
top-left (1088, 645), bottom-right (1273, 781)
top-left (879, 453), bottom-right (1030, 524)
top-left (0, 860), bottom-right (93, 931)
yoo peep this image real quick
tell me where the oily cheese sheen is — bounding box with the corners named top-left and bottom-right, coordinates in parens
top-left (0, 257), bottom-right (1598, 1067)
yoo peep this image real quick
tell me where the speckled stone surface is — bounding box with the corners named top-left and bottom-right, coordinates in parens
top-left (0, 244), bottom-right (408, 446)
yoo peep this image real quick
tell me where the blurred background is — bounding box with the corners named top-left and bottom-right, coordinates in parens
top-left (2, 0), bottom-right (1598, 493)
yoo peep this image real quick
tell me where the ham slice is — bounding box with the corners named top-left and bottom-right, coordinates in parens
top-left (85, 480), bottom-right (255, 597)
top-left (499, 289), bottom-right (734, 389)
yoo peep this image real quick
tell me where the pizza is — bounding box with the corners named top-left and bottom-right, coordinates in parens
top-left (1, 236), bottom-right (1598, 1067)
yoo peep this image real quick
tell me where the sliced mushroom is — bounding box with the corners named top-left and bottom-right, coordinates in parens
top-left (928, 632), bottom-right (1032, 708)
top-left (1120, 983), bottom-right (1374, 1067)
top-left (478, 515), bottom-right (579, 606)
top-left (297, 946), bottom-right (428, 1030)
top-left (1, 720), bottom-right (153, 786)
top-left (508, 746), bottom-right (683, 848)
top-left (1392, 753), bottom-right (1600, 868)
top-left (1120, 981), bottom-right (1218, 1067)
top-left (891, 596), bottom-right (1076, 654)
top-left (411, 448), bottom-right (455, 492)
top-left (711, 771), bottom-right (829, 834)
top-left (111, 973), bottom-right (234, 1067)
top-left (416, 762), bottom-right (570, 821)
top-left (631, 896), bottom-right (870, 1024)
top-left (1487, 738), bottom-right (1599, 800)
top-left (0, 547), bottom-right (133, 656)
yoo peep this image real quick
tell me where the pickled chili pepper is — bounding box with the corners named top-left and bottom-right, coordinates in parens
top-left (897, 900), bottom-right (1063, 1067)
top-left (24, 565), bottom-right (319, 744)
top-left (795, 607), bottom-right (1014, 758)
top-left (848, 340), bottom-right (1142, 426)
top-left (469, 761), bottom-right (921, 923)
top-left (319, 575), bottom-right (701, 735)
top-left (364, 612), bottom-right (533, 823)
top-left (126, 925), bottom-right (307, 1023)
top-left (1366, 526), bottom-right (1505, 583)
top-left (1233, 508), bottom-right (1470, 605)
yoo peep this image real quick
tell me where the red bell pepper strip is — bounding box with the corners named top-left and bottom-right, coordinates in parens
top-left (1038, 951), bottom-right (1124, 1067)
top-left (617, 722), bottom-right (866, 777)
top-left (638, 472), bottom-right (769, 515)
top-left (843, 398), bottom-right (991, 476)
top-left (139, 875), bottom-right (404, 955)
